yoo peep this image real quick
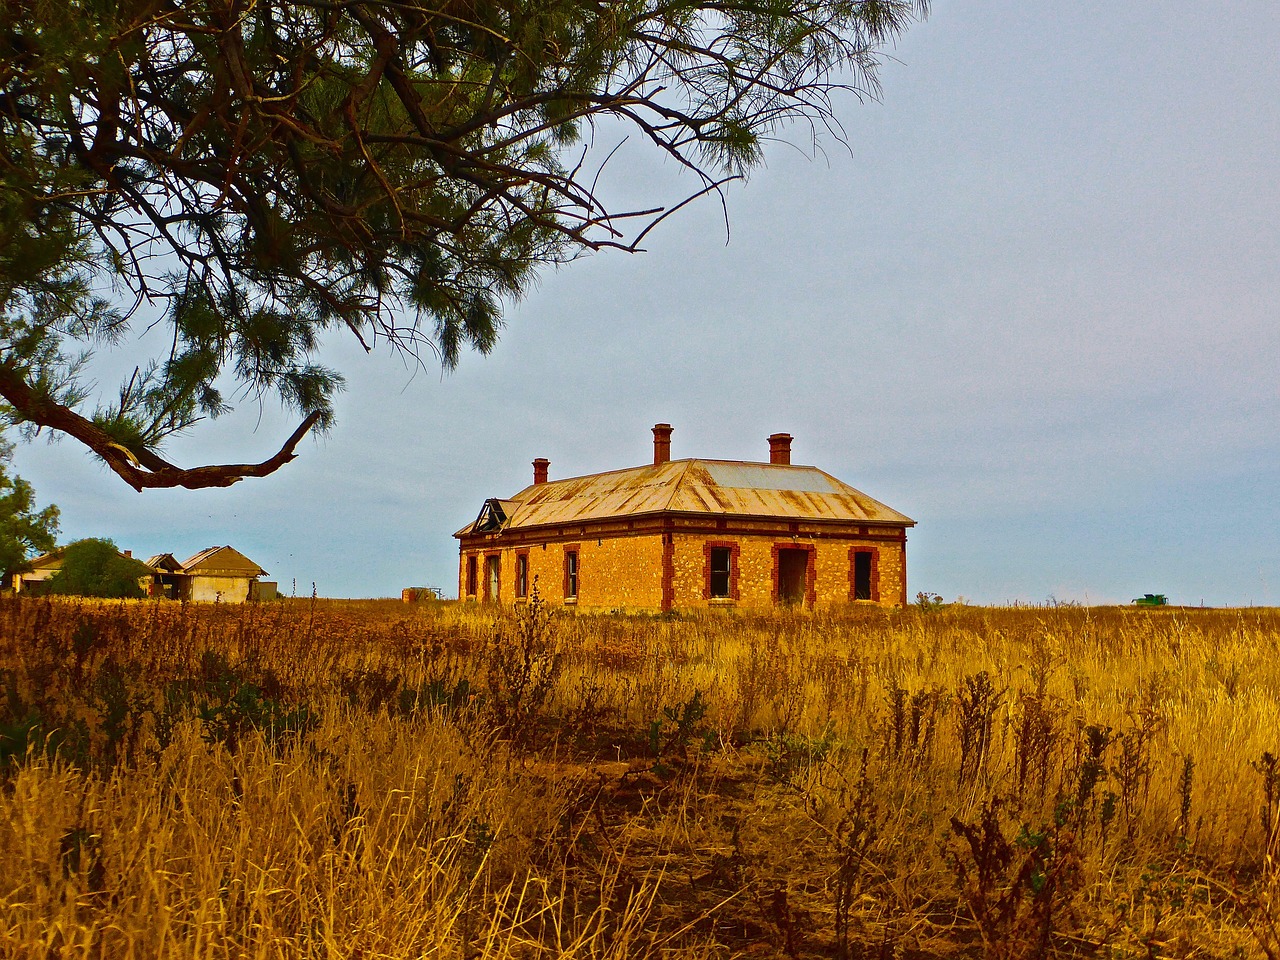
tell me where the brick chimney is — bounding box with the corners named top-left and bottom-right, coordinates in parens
top-left (652, 423), bottom-right (673, 465)
top-left (123, 550), bottom-right (132, 558)
top-left (532, 458), bottom-right (549, 485)
top-left (768, 433), bottom-right (792, 465)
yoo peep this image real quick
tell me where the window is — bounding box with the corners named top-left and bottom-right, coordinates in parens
top-left (485, 554), bottom-right (500, 601)
top-left (564, 548), bottom-right (579, 600)
top-left (703, 541), bottom-right (739, 601)
top-left (849, 547), bottom-right (879, 602)
top-left (466, 555), bottom-right (478, 598)
top-left (516, 552), bottom-right (529, 599)
top-left (853, 551), bottom-right (872, 600)
top-left (709, 547), bottom-right (733, 599)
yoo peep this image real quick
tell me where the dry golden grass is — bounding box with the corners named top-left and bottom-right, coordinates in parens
top-left (1, 594), bottom-right (1278, 958)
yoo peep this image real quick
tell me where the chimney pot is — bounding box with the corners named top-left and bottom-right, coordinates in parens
top-left (652, 423), bottom-right (673, 465)
top-left (532, 458), bottom-right (550, 485)
top-left (768, 433), bottom-right (792, 465)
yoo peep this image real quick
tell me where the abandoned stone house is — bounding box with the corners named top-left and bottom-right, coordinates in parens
top-left (455, 425), bottom-right (914, 611)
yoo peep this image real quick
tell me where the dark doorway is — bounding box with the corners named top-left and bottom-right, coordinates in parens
top-left (853, 551), bottom-right (873, 600)
top-left (466, 556), bottom-right (478, 598)
top-left (777, 548), bottom-right (809, 605)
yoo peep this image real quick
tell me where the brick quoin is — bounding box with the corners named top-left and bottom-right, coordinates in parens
top-left (901, 540), bottom-right (908, 607)
top-left (661, 526), bottom-right (675, 612)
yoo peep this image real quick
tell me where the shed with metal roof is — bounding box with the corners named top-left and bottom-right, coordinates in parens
top-left (178, 546), bottom-right (270, 602)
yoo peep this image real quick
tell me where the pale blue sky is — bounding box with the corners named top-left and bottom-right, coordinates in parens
top-left (15, 1), bottom-right (1280, 604)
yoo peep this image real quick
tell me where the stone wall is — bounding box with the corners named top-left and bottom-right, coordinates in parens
top-left (460, 530), bottom-right (906, 610)
top-left (189, 575), bottom-right (252, 603)
top-left (460, 534), bottom-right (665, 610)
top-left (670, 534), bottom-right (905, 609)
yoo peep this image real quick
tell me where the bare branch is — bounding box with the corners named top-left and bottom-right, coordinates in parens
top-left (0, 363), bottom-right (320, 490)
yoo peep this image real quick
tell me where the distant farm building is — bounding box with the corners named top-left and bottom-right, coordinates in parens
top-left (456, 425), bottom-right (914, 611)
top-left (13, 545), bottom-right (149, 594)
top-left (10, 547), bottom-right (79, 593)
top-left (143, 553), bottom-right (187, 599)
top-left (13, 545), bottom-right (274, 602)
top-left (171, 546), bottom-right (273, 602)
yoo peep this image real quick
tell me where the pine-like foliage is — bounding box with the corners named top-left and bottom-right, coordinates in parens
top-left (0, 1), bottom-right (927, 488)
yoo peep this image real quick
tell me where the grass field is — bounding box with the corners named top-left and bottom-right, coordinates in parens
top-left (1, 594), bottom-right (1279, 958)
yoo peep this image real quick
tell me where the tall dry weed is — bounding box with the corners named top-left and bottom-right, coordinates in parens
top-left (1, 597), bottom-right (1279, 957)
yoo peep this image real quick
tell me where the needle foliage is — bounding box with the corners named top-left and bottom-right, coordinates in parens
top-left (0, 0), bottom-right (927, 489)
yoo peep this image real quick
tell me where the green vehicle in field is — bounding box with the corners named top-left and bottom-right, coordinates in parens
top-left (1132, 593), bottom-right (1169, 606)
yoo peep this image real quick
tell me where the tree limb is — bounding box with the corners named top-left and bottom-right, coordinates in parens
top-left (0, 363), bottom-right (320, 490)
top-left (0, 0), bottom-right (928, 489)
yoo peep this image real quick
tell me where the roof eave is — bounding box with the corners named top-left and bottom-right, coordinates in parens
top-left (476, 508), bottom-right (914, 536)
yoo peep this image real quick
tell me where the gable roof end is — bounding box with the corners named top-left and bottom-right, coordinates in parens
top-left (26, 549), bottom-right (66, 569)
top-left (179, 545), bottom-right (268, 577)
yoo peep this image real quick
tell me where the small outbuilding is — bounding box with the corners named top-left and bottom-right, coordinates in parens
top-left (143, 553), bottom-right (187, 600)
top-left (178, 546), bottom-right (270, 602)
top-left (12, 546), bottom-right (148, 594)
top-left (456, 425), bottom-right (915, 611)
top-left (11, 548), bottom-right (70, 593)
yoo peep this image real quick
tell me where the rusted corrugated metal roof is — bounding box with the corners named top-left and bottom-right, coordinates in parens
top-left (457, 459), bottom-right (913, 536)
top-left (180, 545), bottom-right (267, 577)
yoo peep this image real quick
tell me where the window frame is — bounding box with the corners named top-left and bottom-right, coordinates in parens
top-left (703, 540), bottom-right (740, 601)
top-left (515, 551), bottom-right (530, 600)
top-left (465, 554), bottom-right (478, 599)
top-left (483, 552), bottom-right (501, 602)
top-left (563, 546), bottom-right (580, 602)
top-left (848, 546), bottom-right (880, 602)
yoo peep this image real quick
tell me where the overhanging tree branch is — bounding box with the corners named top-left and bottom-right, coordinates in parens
top-left (0, 0), bottom-right (929, 489)
top-left (0, 363), bottom-right (321, 490)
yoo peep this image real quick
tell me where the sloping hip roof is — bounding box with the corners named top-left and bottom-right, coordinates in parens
top-left (457, 459), bottom-right (913, 537)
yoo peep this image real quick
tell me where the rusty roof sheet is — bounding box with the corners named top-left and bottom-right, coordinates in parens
top-left (180, 545), bottom-right (267, 577)
top-left (457, 459), bottom-right (913, 536)
top-left (28, 547), bottom-right (142, 569)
